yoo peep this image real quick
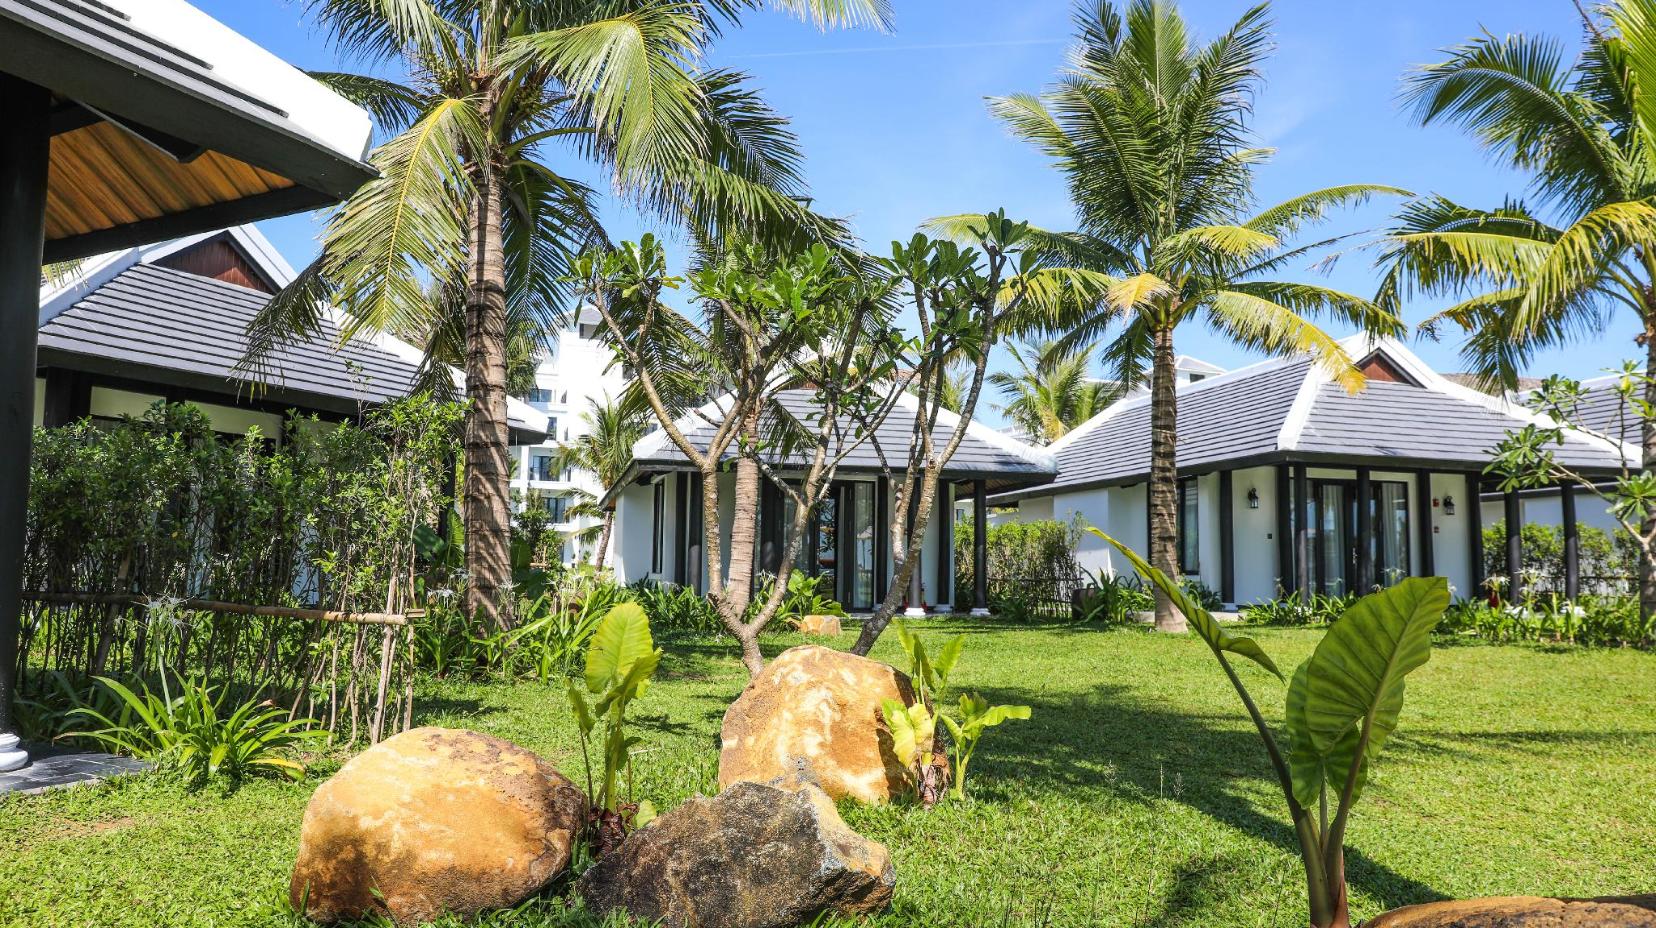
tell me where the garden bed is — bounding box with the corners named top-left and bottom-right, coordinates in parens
top-left (1, 621), bottom-right (1653, 927)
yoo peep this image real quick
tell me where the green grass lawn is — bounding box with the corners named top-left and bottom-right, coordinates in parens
top-left (3, 621), bottom-right (1654, 928)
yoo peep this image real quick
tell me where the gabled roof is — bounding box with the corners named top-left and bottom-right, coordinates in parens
top-left (37, 226), bottom-right (548, 438)
top-left (993, 335), bottom-right (1633, 504)
top-left (2, 0), bottom-right (375, 262)
top-left (1557, 375), bottom-right (1635, 445)
top-left (613, 386), bottom-right (1056, 503)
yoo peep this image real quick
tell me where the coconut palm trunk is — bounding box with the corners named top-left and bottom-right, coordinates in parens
top-left (1644, 319), bottom-right (1656, 620)
top-left (1148, 321), bottom-right (1185, 632)
top-left (464, 152), bottom-right (513, 629)
top-left (594, 510), bottom-right (615, 569)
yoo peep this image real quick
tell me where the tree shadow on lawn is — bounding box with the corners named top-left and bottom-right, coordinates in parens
top-left (964, 681), bottom-right (1450, 917)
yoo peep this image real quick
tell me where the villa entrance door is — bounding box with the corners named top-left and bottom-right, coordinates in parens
top-left (1308, 478), bottom-right (1412, 595)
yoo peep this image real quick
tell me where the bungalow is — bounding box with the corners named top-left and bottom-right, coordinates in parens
top-left (602, 389), bottom-right (1056, 614)
top-left (33, 224), bottom-right (548, 442)
top-left (989, 336), bottom-right (1633, 607)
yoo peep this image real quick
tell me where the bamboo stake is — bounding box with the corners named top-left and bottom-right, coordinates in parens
top-left (22, 593), bottom-right (406, 626)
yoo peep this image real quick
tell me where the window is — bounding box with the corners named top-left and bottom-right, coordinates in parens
top-left (1177, 478), bottom-right (1199, 573)
top-left (546, 493), bottom-right (570, 522)
top-left (529, 452), bottom-right (555, 482)
top-left (650, 480), bottom-right (666, 574)
top-left (528, 387), bottom-right (553, 405)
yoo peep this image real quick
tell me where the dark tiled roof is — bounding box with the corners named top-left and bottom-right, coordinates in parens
top-left (1573, 381), bottom-right (1635, 445)
top-left (631, 388), bottom-right (1055, 484)
top-left (40, 262), bottom-right (544, 437)
top-left (1003, 358), bottom-right (1309, 500)
top-left (1297, 381), bottom-right (1617, 469)
top-left (42, 263), bottom-right (421, 407)
top-left (994, 349), bottom-right (1630, 504)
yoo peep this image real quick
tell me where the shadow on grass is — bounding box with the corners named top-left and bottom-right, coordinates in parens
top-left (964, 681), bottom-right (1451, 916)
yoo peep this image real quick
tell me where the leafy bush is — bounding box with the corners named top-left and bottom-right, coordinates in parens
top-left (954, 518), bottom-right (1082, 610)
top-left (1243, 591), bottom-right (1358, 627)
top-left (415, 573), bottom-right (633, 680)
top-left (630, 581), bottom-right (723, 636)
top-left (1179, 577), bottom-right (1223, 610)
top-left (566, 603), bottom-right (663, 854)
top-left (72, 677), bottom-right (323, 787)
top-left (1482, 520), bottom-right (1637, 597)
top-left (884, 620), bottom-right (1029, 803)
top-left (1439, 594), bottom-right (1653, 648)
top-left (1074, 571), bottom-right (1153, 625)
top-left (1095, 528), bottom-right (1448, 928)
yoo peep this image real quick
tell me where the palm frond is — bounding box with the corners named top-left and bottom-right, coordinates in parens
top-left (308, 71), bottom-right (425, 136)
top-left (1205, 289), bottom-right (1362, 392)
top-left (1245, 184), bottom-right (1413, 238)
top-left (324, 95), bottom-right (485, 344)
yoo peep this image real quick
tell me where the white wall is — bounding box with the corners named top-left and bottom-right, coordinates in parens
top-left (1231, 466), bottom-right (1281, 605)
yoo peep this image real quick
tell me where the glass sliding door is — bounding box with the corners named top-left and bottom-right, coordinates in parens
top-left (1308, 477), bottom-right (1411, 595)
top-left (849, 481), bottom-right (875, 610)
top-left (1373, 482), bottom-right (1410, 588)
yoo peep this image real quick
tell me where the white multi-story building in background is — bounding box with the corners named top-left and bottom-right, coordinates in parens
top-left (510, 308), bottom-right (630, 564)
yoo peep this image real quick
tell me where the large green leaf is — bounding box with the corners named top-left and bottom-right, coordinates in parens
top-left (1089, 529), bottom-right (1282, 680)
top-left (1285, 577), bottom-right (1448, 809)
top-left (585, 602), bottom-right (655, 694)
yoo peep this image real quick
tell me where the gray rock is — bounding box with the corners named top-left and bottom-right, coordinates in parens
top-left (577, 781), bottom-right (895, 928)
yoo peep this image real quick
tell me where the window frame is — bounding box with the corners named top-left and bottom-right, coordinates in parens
top-left (1177, 476), bottom-right (1200, 574)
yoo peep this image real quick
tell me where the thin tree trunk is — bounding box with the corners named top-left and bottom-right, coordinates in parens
top-left (1149, 323), bottom-right (1186, 632)
top-left (1642, 320), bottom-right (1656, 622)
top-left (462, 158), bottom-right (513, 631)
top-left (594, 510), bottom-right (614, 569)
top-left (851, 471), bottom-right (941, 656)
top-left (724, 453), bottom-right (765, 675)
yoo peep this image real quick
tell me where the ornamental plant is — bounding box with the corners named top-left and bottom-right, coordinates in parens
top-left (1094, 529), bottom-right (1448, 928)
top-left (566, 602), bottom-right (662, 854)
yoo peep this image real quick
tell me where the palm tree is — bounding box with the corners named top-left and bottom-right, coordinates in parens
top-left (938, 0), bottom-right (1404, 630)
top-left (241, 0), bottom-right (888, 627)
top-left (1372, 0), bottom-right (1656, 618)
top-left (546, 393), bottom-right (649, 568)
top-left (990, 338), bottom-right (1119, 444)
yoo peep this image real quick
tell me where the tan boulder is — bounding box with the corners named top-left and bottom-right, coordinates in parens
top-left (1365, 896), bottom-right (1656, 928)
top-left (792, 614), bottom-right (843, 636)
top-left (719, 645), bottom-right (922, 803)
top-left (289, 727), bottom-right (586, 925)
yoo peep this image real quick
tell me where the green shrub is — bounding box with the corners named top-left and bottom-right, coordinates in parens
top-left (1074, 571), bottom-right (1153, 625)
top-left (72, 677), bottom-right (324, 787)
top-left (954, 517), bottom-right (1081, 608)
top-left (1243, 591), bottom-right (1359, 627)
top-left (1439, 594), bottom-right (1653, 648)
top-left (1482, 520), bottom-right (1637, 596)
top-left (631, 581), bottom-right (723, 636)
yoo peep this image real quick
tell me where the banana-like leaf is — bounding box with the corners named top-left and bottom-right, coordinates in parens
top-left (585, 603), bottom-right (655, 694)
top-left (1089, 529), bottom-right (1282, 680)
top-left (881, 698), bottom-right (930, 769)
top-left (565, 678), bottom-right (596, 736)
top-left (1284, 577), bottom-right (1448, 810)
top-left (935, 636), bottom-right (965, 684)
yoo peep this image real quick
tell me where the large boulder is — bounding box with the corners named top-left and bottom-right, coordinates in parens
top-left (576, 780), bottom-right (894, 928)
top-left (1365, 896), bottom-right (1656, 928)
top-left (719, 645), bottom-right (921, 803)
top-left (289, 727), bottom-right (586, 925)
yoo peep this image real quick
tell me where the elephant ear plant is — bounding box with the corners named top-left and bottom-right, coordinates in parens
top-left (1093, 530), bottom-right (1448, 928)
top-left (566, 602), bottom-right (662, 856)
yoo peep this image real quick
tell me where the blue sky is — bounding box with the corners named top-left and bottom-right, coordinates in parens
top-left (201, 0), bottom-right (1635, 421)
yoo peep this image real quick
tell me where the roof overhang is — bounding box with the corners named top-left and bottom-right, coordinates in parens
top-left (0, 0), bottom-right (375, 263)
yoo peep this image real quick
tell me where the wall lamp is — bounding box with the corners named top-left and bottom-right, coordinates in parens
top-left (1246, 487), bottom-right (1260, 509)
top-left (1441, 495), bottom-right (1455, 515)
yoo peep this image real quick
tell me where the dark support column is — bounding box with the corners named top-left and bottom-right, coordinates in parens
top-left (972, 479), bottom-right (988, 614)
top-left (936, 482), bottom-right (952, 609)
top-left (1218, 470), bottom-right (1235, 606)
top-left (1466, 473), bottom-right (1485, 598)
top-left (1504, 489), bottom-right (1523, 603)
top-left (673, 473), bottom-right (689, 586)
top-left (688, 475), bottom-right (704, 594)
top-left (40, 368), bottom-right (90, 428)
top-left (1276, 465), bottom-right (1293, 596)
top-left (1414, 470), bottom-right (1435, 577)
top-left (1562, 482), bottom-right (1580, 600)
top-left (1294, 464), bottom-right (1311, 596)
top-left (0, 75), bottom-right (52, 768)
top-left (1356, 467), bottom-right (1373, 594)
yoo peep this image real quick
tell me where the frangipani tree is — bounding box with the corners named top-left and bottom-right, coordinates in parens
top-left (1372, 0), bottom-right (1656, 616)
top-left (937, 0), bottom-right (1404, 630)
top-left (241, 0), bottom-right (889, 629)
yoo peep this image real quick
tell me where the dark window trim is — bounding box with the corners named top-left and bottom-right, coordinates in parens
top-left (650, 479), bottom-right (665, 574)
top-left (1178, 476), bottom-right (1200, 574)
